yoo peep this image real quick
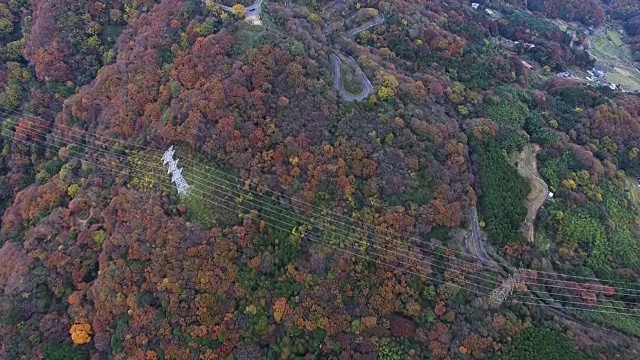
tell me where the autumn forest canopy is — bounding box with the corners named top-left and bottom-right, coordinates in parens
top-left (2, 0), bottom-right (640, 359)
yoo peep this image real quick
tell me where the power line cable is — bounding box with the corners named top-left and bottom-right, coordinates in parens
top-left (5, 127), bottom-right (640, 314)
top-left (3, 114), bottom-right (640, 303)
top-left (5, 110), bottom-right (640, 302)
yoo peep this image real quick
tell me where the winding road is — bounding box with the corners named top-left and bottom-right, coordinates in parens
top-left (327, 13), bottom-right (383, 102)
top-left (206, 0), bottom-right (264, 16)
top-left (330, 54), bottom-right (374, 101)
top-left (347, 14), bottom-right (385, 37)
top-left (465, 146), bottom-right (632, 342)
top-left (516, 144), bottom-right (550, 243)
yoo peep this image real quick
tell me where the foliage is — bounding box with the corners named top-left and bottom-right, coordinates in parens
top-left (378, 339), bottom-right (405, 360)
top-left (92, 230), bottom-right (106, 245)
top-left (473, 135), bottom-right (530, 246)
top-left (1, 0), bottom-right (639, 359)
top-left (231, 4), bottom-right (246, 16)
top-left (482, 98), bottom-right (530, 128)
top-left (494, 327), bottom-right (595, 360)
top-left (69, 323), bottom-right (92, 345)
top-left (67, 183), bottom-right (80, 198)
top-left (577, 301), bottom-right (640, 337)
top-left (43, 343), bottom-right (90, 360)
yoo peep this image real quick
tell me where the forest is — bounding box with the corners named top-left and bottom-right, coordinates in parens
top-left (1, 0), bottom-right (640, 359)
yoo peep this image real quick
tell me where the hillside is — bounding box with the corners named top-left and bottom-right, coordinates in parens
top-left (1, 0), bottom-right (640, 358)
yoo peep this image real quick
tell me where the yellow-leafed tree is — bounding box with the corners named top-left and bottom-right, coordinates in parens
top-left (70, 323), bottom-right (92, 345)
top-left (231, 4), bottom-right (246, 16)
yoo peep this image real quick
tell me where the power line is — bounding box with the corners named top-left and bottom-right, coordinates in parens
top-left (4, 126), bottom-right (640, 315)
top-left (0, 106), bottom-right (503, 270)
top-left (1, 114), bottom-right (510, 289)
top-left (1, 128), bottom-right (496, 299)
top-left (3, 108), bottom-right (640, 310)
top-left (5, 104), bottom-right (638, 296)
top-left (6, 106), bottom-right (635, 292)
top-left (3, 125), bottom-right (504, 289)
top-left (3, 114), bottom-right (640, 304)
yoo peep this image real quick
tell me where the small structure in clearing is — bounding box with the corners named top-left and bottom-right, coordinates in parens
top-left (246, 14), bottom-right (262, 25)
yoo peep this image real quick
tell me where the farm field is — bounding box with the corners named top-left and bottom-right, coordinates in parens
top-left (588, 30), bottom-right (640, 91)
top-left (606, 68), bottom-right (640, 90)
top-left (607, 30), bottom-right (624, 47)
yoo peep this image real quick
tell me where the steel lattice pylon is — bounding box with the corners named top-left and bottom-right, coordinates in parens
top-left (490, 268), bottom-right (528, 305)
top-left (162, 146), bottom-right (190, 195)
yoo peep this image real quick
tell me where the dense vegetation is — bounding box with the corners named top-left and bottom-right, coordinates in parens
top-left (1, 0), bottom-right (640, 358)
top-left (494, 327), bottom-right (597, 360)
top-left (472, 129), bottom-right (530, 246)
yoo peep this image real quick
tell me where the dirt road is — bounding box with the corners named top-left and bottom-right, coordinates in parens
top-left (516, 144), bottom-right (549, 243)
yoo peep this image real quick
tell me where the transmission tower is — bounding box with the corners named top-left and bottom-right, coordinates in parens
top-left (162, 146), bottom-right (190, 195)
top-left (490, 268), bottom-right (528, 305)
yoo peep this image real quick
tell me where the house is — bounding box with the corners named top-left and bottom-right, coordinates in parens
top-left (485, 9), bottom-right (495, 16)
top-left (471, 2), bottom-right (480, 9)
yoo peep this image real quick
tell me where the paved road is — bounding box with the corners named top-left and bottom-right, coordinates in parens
top-left (330, 53), bottom-right (373, 101)
top-left (324, 13), bottom-right (384, 37)
top-left (245, 0), bottom-right (263, 15)
top-left (463, 148), bottom-right (494, 264)
top-left (206, 0), bottom-right (263, 15)
top-left (469, 206), bottom-right (493, 263)
top-left (347, 14), bottom-right (385, 37)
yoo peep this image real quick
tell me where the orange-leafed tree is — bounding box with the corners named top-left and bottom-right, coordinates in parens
top-left (70, 322), bottom-right (92, 345)
top-left (273, 297), bottom-right (287, 323)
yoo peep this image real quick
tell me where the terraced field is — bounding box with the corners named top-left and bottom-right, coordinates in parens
top-left (607, 30), bottom-right (623, 47)
top-left (587, 30), bottom-right (640, 91)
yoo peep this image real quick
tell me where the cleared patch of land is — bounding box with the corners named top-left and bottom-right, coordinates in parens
top-left (587, 30), bottom-right (640, 91)
top-left (607, 31), bottom-right (623, 47)
top-left (623, 177), bottom-right (640, 209)
top-left (514, 144), bottom-right (548, 243)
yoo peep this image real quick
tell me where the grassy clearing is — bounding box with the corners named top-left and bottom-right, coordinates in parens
top-left (180, 160), bottom-right (308, 233)
top-left (233, 21), bottom-right (269, 56)
top-left (607, 31), bottom-right (623, 47)
top-left (623, 176), bottom-right (640, 210)
top-left (181, 162), bottom-right (247, 229)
